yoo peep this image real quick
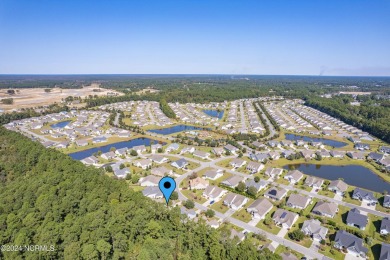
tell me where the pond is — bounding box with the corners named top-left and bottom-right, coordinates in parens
top-left (51, 120), bottom-right (72, 129)
top-left (203, 109), bottom-right (224, 119)
top-left (148, 124), bottom-right (210, 135)
top-left (284, 133), bottom-right (347, 148)
top-left (283, 163), bottom-right (390, 193)
top-left (69, 137), bottom-right (163, 160)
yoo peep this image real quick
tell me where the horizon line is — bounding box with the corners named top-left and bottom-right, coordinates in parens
top-left (0, 73), bottom-right (389, 78)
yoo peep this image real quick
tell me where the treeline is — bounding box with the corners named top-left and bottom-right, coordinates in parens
top-left (305, 96), bottom-right (390, 143)
top-left (159, 98), bottom-right (176, 118)
top-left (0, 127), bottom-right (282, 259)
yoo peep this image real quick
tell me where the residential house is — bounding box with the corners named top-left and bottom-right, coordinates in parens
top-left (207, 219), bottom-right (220, 229)
top-left (286, 194), bottom-right (311, 210)
top-left (249, 153), bottom-right (269, 162)
top-left (264, 167), bottom-right (284, 179)
top-left (367, 152), bottom-right (386, 162)
top-left (264, 187), bottom-right (287, 201)
top-left (312, 201), bottom-right (338, 218)
top-left (151, 143), bottom-right (162, 153)
top-left (268, 151), bottom-right (280, 160)
top-left (92, 136), bottom-right (107, 143)
top-left (352, 188), bottom-right (378, 205)
top-left (245, 179), bottom-right (267, 193)
top-left (229, 158), bottom-right (246, 168)
top-left (252, 141), bottom-right (267, 149)
top-left (316, 150), bottom-right (331, 158)
top-left (203, 169), bottom-right (224, 180)
top-left (142, 186), bottom-right (163, 199)
top-left (334, 230), bottom-right (368, 257)
top-left (115, 148), bottom-right (128, 156)
top-left (188, 177), bottom-right (209, 190)
top-left (354, 143), bottom-right (370, 151)
top-left (193, 150), bottom-right (210, 160)
top-left (181, 146), bottom-right (195, 154)
top-left (166, 143), bottom-right (180, 152)
top-left (223, 193), bottom-right (248, 210)
top-left (295, 140), bottom-right (306, 146)
top-left (171, 158), bottom-right (189, 169)
top-left (56, 141), bottom-right (70, 149)
top-left (346, 208), bottom-right (368, 230)
top-left (301, 219), bottom-right (328, 241)
top-left (301, 150), bottom-right (315, 159)
top-left (139, 175), bottom-right (160, 187)
top-left (221, 175), bottom-right (245, 188)
top-left (81, 156), bottom-right (99, 165)
top-left (151, 166), bottom-right (172, 177)
top-left (380, 146), bottom-right (390, 154)
top-left (268, 140), bottom-right (279, 148)
top-left (224, 144), bottom-right (239, 154)
top-left (380, 158), bottom-right (390, 167)
top-left (246, 198), bottom-right (273, 219)
top-left (304, 176), bottom-right (324, 189)
top-left (211, 147), bottom-right (224, 156)
top-left (76, 139), bottom-right (88, 147)
top-left (113, 168), bottom-right (130, 179)
top-left (284, 170), bottom-right (304, 185)
top-left (330, 150), bottom-right (345, 158)
top-left (328, 179), bottom-right (348, 196)
top-left (132, 145), bottom-right (146, 154)
top-left (229, 229), bottom-right (245, 242)
top-left (384, 195), bottom-right (390, 208)
top-left (101, 151), bottom-right (116, 160)
top-left (246, 161), bottom-right (264, 173)
top-left (180, 207), bottom-right (197, 220)
top-left (272, 209), bottom-right (298, 229)
top-left (150, 154), bottom-right (169, 164)
top-left (380, 243), bottom-right (390, 260)
top-left (203, 186), bottom-right (227, 200)
top-left (347, 151), bottom-right (365, 160)
top-left (134, 159), bottom-right (152, 169)
top-left (280, 140), bottom-right (293, 147)
top-left (282, 150), bottom-right (295, 158)
top-left (380, 218), bottom-right (390, 235)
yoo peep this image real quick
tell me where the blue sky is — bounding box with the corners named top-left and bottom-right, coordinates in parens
top-left (0, 0), bottom-right (389, 76)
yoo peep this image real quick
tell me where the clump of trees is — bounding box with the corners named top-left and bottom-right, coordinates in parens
top-left (1, 98), bottom-right (13, 104)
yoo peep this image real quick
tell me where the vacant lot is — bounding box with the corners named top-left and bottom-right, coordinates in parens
top-left (0, 84), bottom-right (123, 111)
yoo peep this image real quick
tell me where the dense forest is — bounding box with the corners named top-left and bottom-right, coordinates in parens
top-left (305, 95), bottom-right (390, 143)
top-left (0, 127), bottom-right (281, 259)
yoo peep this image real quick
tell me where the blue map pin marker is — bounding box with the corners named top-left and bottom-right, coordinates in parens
top-left (159, 176), bottom-right (176, 205)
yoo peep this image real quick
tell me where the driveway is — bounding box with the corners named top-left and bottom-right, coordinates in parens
top-left (277, 227), bottom-right (289, 238)
top-left (334, 193), bottom-right (343, 201)
top-left (361, 201), bottom-right (376, 211)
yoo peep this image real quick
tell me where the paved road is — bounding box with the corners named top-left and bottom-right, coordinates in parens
top-left (239, 101), bottom-right (248, 133)
top-left (254, 102), bottom-right (276, 139)
top-left (113, 113), bottom-right (120, 127)
top-left (20, 127), bottom-right (55, 143)
top-left (145, 103), bottom-right (157, 125)
top-left (86, 114), bottom-right (99, 127)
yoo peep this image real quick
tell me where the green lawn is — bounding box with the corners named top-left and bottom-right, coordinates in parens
top-left (343, 187), bottom-right (361, 206)
top-left (210, 196), bottom-right (230, 213)
top-left (285, 216), bottom-right (313, 248)
top-left (318, 188), bottom-right (336, 198)
top-left (232, 208), bottom-right (252, 223)
top-left (181, 189), bottom-right (207, 204)
top-left (274, 245), bottom-right (304, 259)
top-left (256, 207), bottom-right (281, 235)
